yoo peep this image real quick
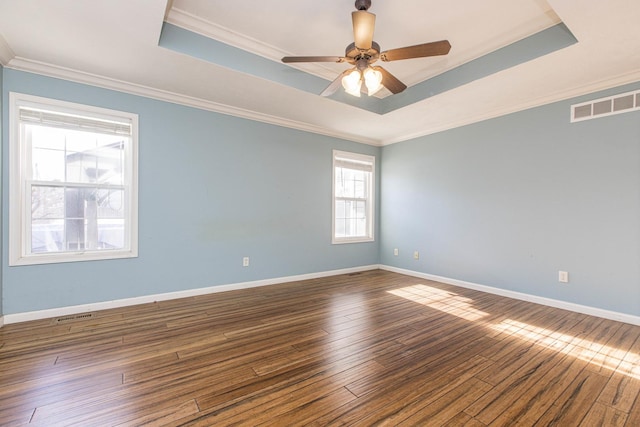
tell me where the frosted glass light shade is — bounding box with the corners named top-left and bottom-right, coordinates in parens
top-left (363, 68), bottom-right (383, 96)
top-left (342, 69), bottom-right (362, 97)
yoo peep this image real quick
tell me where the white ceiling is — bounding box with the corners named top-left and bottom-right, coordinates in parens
top-left (0, 0), bottom-right (639, 145)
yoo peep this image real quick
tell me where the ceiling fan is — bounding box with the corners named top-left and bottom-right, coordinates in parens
top-left (281, 0), bottom-right (451, 97)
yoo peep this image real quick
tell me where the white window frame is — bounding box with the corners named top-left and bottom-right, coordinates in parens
top-left (9, 92), bottom-right (139, 266)
top-left (332, 150), bottom-right (375, 244)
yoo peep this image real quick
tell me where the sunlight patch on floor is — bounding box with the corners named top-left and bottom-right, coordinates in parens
top-left (387, 284), bottom-right (489, 321)
top-left (389, 284), bottom-right (640, 380)
top-left (492, 319), bottom-right (640, 379)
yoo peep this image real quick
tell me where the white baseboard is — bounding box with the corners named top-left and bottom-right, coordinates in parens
top-left (380, 265), bottom-right (640, 326)
top-left (4, 264), bottom-right (639, 327)
top-left (2, 265), bottom-right (379, 325)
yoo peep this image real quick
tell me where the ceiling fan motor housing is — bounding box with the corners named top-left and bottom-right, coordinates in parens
top-left (345, 41), bottom-right (380, 61)
top-left (355, 0), bottom-right (371, 11)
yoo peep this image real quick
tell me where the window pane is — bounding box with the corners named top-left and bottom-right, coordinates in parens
top-left (31, 219), bottom-right (64, 253)
top-left (97, 189), bottom-right (125, 218)
top-left (96, 141), bottom-right (125, 185)
top-left (356, 217), bottom-right (366, 236)
top-left (64, 218), bottom-right (86, 251)
top-left (335, 199), bottom-right (368, 238)
top-left (355, 201), bottom-right (366, 219)
top-left (335, 168), bottom-right (345, 198)
top-left (66, 150), bottom-right (97, 183)
top-left (32, 186), bottom-right (64, 219)
top-left (98, 219), bottom-right (125, 249)
top-left (31, 126), bottom-right (67, 181)
top-left (354, 178), bottom-right (365, 199)
top-left (342, 169), bottom-right (355, 197)
top-left (336, 167), bottom-right (367, 199)
top-left (335, 200), bottom-right (346, 219)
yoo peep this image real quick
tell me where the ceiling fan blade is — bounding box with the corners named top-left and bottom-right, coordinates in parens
top-left (320, 70), bottom-right (352, 97)
top-left (373, 66), bottom-right (407, 94)
top-left (282, 56), bottom-right (345, 63)
top-left (352, 10), bottom-right (375, 50)
top-left (381, 40), bottom-right (451, 62)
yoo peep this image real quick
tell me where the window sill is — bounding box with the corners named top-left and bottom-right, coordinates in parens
top-left (332, 237), bottom-right (375, 245)
top-left (9, 249), bottom-right (138, 266)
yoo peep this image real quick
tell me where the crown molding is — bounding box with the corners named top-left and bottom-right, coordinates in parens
top-left (5, 57), bottom-right (380, 146)
top-left (0, 34), bottom-right (15, 65)
top-left (7, 53), bottom-right (638, 148)
top-left (165, 7), bottom-right (337, 81)
top-left (165, 8), bottom-right (285, 62)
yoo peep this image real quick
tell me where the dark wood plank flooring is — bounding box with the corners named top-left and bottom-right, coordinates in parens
top-left (1, 269), bottom-right (639, 426)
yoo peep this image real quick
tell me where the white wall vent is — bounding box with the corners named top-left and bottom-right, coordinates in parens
top-left (571, 89), bottom-right (640, 122)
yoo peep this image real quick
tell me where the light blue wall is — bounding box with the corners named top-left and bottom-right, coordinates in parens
top-left (381, 82), bottom-right (640, 316)
top-left (1, 69), bottom-right (380, 314)
top-left (3, 67), bottom-right (639, 319)
top-left (0, 64), bottom-right (3, 318)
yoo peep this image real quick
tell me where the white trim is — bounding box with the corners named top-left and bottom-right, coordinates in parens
top-left (4, 57), bottom-right (640, 148)
top-left (332, 150), bottom-right (376, 244)
top-left (1, 265), bottom-right (379, 325)
top-left (379, 265), bottom-right (640, 326)
top-left (0, 33), bottom-right (15, 65)
top-left (5, 57), bottom-right (380, 147)
top-left (3, 264), bottom-right (639, 327)
top-left (164, 7), bottom-right (338, 81)
top-left (165, 8), bottom-right (287, 62)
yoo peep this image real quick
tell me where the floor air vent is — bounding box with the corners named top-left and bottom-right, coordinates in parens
top-left (53, 313), bottom-right (95, 324)
top-left (571, 89), bottom-right (640, 122)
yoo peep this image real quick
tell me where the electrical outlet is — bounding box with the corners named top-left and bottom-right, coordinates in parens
top-left (393, 248), bottom-right (399, 256)
top-left (243, 257), bottom-right (250, 267)
top-left (413, 251), bottom-right (419, 260)
top-left (558, 271), bottom-right (569, 283)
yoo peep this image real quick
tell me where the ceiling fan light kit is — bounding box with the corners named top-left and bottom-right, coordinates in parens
top-left (340, 66), bottom-right (383, 97)
top-left (281, 0), bottom-right (451, 98)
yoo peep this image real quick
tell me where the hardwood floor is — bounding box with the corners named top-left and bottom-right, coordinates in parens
top-left (1, 269), bottom-right (640, 426)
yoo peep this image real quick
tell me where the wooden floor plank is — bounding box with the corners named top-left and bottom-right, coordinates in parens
top-left (113, 399), bottom-right (200, 427)
top-left (580, 402), bottom-right (627, 427)
top-left (598, 371), bottom-right (640, 413)
top-left (395, 378), bottom-right (492, 426)
top-left (533, 369), bottom-right (610, 426)
top-left (0, 269), bottom-right (639, 425)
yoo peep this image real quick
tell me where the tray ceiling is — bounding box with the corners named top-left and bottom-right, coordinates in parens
top-left (0, 0), bottom-right (639, 145)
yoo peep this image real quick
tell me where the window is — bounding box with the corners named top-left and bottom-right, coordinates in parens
top-left (332, 150), bottom-right (375, 244)
top-left (9, 93), bottom-right (138, 265)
